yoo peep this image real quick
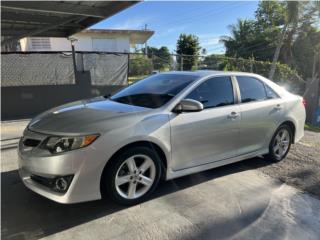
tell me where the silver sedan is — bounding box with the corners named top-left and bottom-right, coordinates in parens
top-left (18, 71), bottom-right (306, 205)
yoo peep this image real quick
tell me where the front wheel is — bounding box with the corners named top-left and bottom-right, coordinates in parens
top-left (265, 125), bottom-right (292, 162)
top-left (102, 146), bottom-right (162, 206)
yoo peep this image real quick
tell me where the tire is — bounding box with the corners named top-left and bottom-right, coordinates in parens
top-left (265, 124), bottom-right (292, 162)
top-left (101, 146), bottom-right (162, 206)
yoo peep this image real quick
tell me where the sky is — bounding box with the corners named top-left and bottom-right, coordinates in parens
top-left (92, 1), bottom-right (259, 54)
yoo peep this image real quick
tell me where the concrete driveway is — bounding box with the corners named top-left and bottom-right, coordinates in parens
top-left (1, 121), bottom-right (320, 240)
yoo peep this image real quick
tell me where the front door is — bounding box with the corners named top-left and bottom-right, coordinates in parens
top-left (169, 76), bottom-right (241, 171)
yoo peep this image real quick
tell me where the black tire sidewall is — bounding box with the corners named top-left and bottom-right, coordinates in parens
top-left (102, 146), bottom-right (162, 206)
top-left (268, 125), bottom-right (292, 162)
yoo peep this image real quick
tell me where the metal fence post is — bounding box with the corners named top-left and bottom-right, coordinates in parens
top-left (180, 55), bottom-right (183, 71)
top-left (127, 53), bottom-right (130, 84)
top-left (71, 44), bottom-right (77, 78)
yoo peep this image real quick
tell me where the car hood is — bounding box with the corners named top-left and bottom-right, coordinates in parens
top-left (28, 97), bottom-right (151, 135)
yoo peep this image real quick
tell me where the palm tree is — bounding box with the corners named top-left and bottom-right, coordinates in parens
top-left (269, 1), bottom-right (300, 79)
top-left (220, 19), bottom-right (256, 58)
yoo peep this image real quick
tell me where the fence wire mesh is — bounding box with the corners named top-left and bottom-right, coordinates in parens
top-left (81, 53), bottom-right (128, 86)
top-left (128, 53), bottom-right (305, 94)
top-left (1, 52), bottom-right (129, 87)
top-left (1, 53), bottom-right (75, 86)
top-left (1, 51), bottom-right (305, 94)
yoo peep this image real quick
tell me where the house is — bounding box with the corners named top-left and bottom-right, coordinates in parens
top-left (19, 29), bottom-right (154, 53)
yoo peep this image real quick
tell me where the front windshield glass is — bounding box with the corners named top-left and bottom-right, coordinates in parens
top-left (110, 74), bottom-right (197, 108)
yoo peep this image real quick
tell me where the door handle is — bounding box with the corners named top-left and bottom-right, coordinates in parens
top-left (228, 111), bottom-right (239, 119)
top-left (274, 104), bottom-right (282, 110)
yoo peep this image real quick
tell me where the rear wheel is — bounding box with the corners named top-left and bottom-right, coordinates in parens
top-left (102, 146), bottom-right (161, 205)
top-left (265, 125), bottom-right (292, 162)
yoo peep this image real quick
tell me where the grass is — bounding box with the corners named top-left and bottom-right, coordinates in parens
top-left (305, 124), bottom-right (320, 133)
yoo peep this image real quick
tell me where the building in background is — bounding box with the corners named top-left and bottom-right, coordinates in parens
top-left (20, 29), bottom-right (154, 53)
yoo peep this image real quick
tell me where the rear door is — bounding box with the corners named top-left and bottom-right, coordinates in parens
top-left (170, 76), bottom-right (241, 171)
top-left (235, 76), bottom-right (283, 155)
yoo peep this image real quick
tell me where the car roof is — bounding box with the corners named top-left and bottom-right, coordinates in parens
top-left (161, 70), bottom-right (260, 80)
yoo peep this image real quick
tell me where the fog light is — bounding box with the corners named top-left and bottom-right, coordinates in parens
top-left (55, 177), bottom-right (68, 191)
top-left (53, 175), bottom-right (73, 193)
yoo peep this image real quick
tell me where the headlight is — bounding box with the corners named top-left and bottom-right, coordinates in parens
top-left (42, 134), bottom-right (99, 154)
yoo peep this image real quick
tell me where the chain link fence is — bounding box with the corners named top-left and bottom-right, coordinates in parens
top-left (1, 51), bottom-right (305, 94)
top-left (128, 53), bottom-right (305, 94)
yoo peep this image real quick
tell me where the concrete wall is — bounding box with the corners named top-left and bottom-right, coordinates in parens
top-left (1, 71), bottom-right (123, 120)
top-left (20, 34), bottom-right (130, 53)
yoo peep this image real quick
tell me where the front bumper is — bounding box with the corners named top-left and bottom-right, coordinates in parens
top-left (18, 129), bottom-right (105, 204)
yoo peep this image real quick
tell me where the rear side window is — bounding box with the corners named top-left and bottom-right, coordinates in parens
top-left (186, 76), bottom-right (234, 109)
top-left (265, 84), bottom-right (279, 99)
top-left (237, 76), bottom-right (267, 103)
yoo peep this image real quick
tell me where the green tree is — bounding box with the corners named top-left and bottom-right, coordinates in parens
top-left (142, 46), bottom-right (172, 70)
top-left (221, 0), bottom-right (319, 80)
top-left (129, 54), bottom-right (153, 76)
top-left (293, 27), bottom-right (320, 80)
top-left (176, 34), bottom-right (201, 70)
top-left (220, 19), bottom-right (274, 61)
top-left (255, 0), bottom-right (286, 28)
top-left (269, 1), bottom-right (300, 79)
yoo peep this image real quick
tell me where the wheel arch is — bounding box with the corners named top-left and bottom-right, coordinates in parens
top-left (100, 140), bottom-right (168, 195)
top-left (279, 120), bottom-right (296, 143)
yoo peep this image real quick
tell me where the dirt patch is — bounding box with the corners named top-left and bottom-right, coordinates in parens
top-left (244, 131), bottom-right (320, 199)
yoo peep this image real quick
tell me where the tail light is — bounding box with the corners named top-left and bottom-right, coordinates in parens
top-left (302, 98), bottom-right (307, 108)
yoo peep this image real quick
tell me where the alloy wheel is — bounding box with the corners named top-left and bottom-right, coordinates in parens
top-left (273, 129), bottom-right (290, 159)
top-left (115, 154), bottom-right (156, 199)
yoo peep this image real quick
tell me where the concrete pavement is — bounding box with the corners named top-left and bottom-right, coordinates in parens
top-left (1, 121), bottom-right (320, 240)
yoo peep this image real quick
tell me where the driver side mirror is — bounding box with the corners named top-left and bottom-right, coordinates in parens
top-left (173, 99), bottom-right (204, 113)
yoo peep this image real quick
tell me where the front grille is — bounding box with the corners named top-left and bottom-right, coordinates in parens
top-left (23, 138), bottom-right (41, 147)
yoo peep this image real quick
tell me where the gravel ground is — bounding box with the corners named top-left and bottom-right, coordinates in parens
top-left (243, 130), bottom-right (320, 199)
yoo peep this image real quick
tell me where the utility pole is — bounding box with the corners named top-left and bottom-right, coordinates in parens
top-left (144, 24), bottom-right (148, 56)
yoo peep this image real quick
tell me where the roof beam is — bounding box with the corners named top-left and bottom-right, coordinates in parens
top-left (1, 11), bottom-right (66, 25)
top-left (1, 29), bottom-right (67, 38)
top-left (1, 16), bottom-right (79, 44)
top-left (1, 1), bottom-right (111, 18)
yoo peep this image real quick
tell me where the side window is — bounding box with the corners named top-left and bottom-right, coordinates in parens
top-left (237, 76), bottom-right (267, 103)
top-left (186, 76), bottom-right (234, 109)
top-left (264, 84), bottom-right (279, 99)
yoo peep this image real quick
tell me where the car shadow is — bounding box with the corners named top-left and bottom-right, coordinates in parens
top-left (1, 157), bottom-right (271, 240)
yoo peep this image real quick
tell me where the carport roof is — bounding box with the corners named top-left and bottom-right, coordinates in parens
top-left (1, 1), bottom-right (139, 44)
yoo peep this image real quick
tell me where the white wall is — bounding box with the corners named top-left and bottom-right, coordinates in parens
top-left (20, 34), bottom-right (130, 53)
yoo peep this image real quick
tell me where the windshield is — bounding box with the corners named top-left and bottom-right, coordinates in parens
top-left (110, 74), bottom-right (197, 108)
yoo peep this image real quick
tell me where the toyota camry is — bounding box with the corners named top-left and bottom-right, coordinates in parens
top-left (18, 71), bottom-right (306, 205)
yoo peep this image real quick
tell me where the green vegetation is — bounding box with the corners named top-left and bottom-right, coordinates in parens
top-left (176, 34), bottom-right (201, 70)
top-left (305, 124), bottom-right (320, 133)
top-left (129, 54), bottom-right (153, 76)
top-left (202, 54), bottom-right (304, 93)
top-left (219, 1), bottom-right (320, 81)
top-left (141, 46), bottom-right (172, 71)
